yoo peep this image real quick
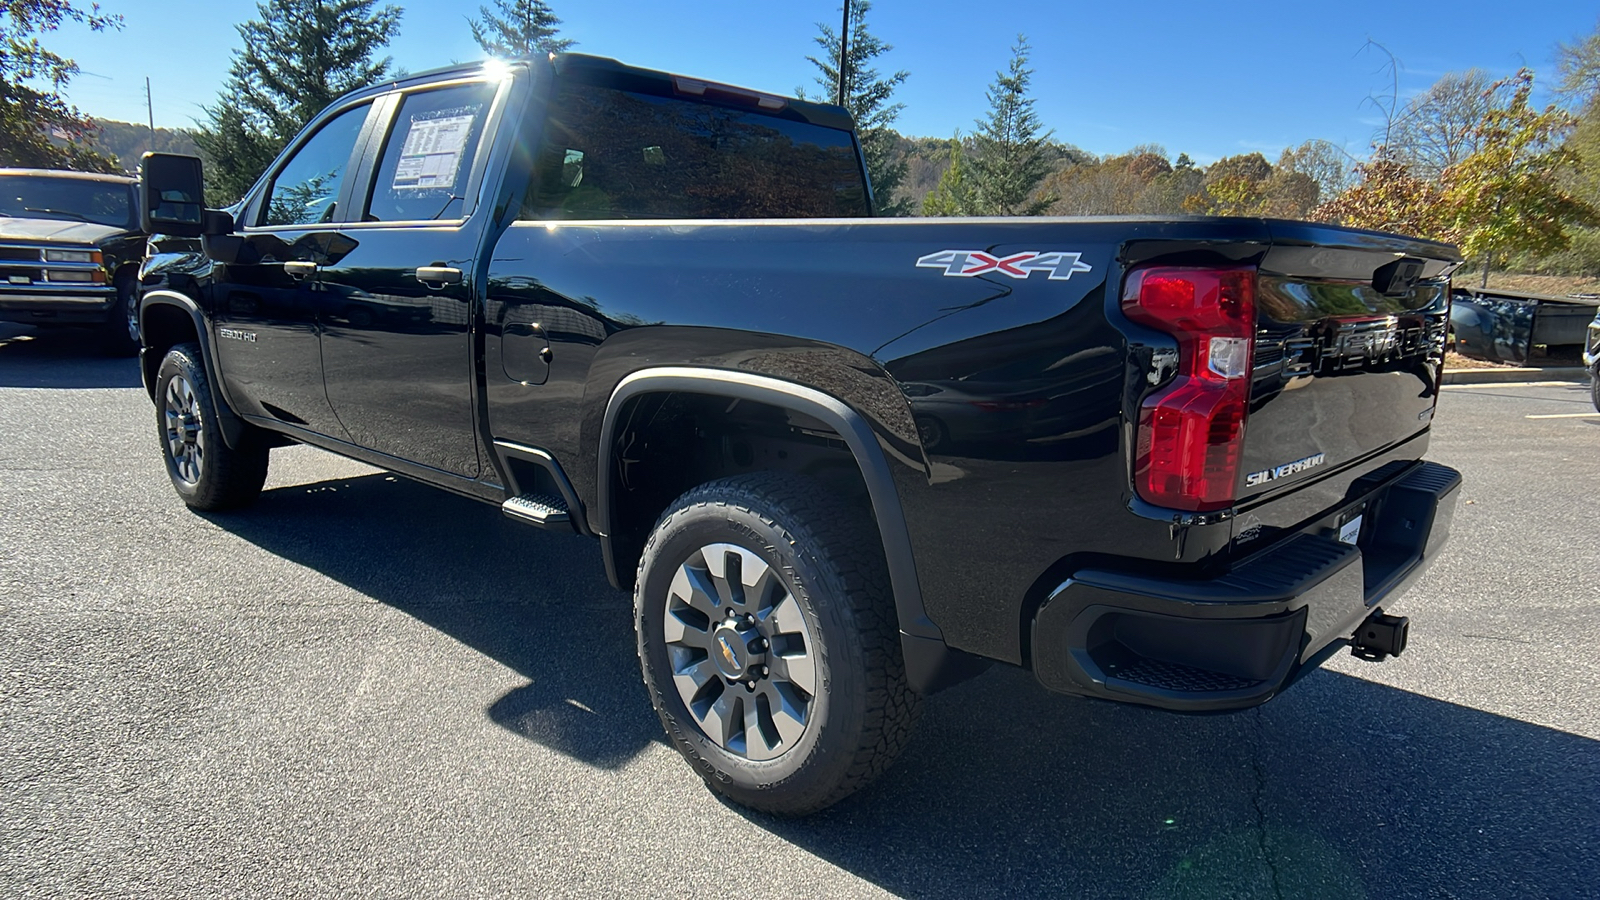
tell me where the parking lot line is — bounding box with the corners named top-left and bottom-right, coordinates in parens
top-left (1444, 381), bottom-right (1579, 389)
top-left (1525, 412), bottom-right (1600, 419)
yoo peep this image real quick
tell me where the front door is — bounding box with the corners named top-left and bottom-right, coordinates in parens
top-left (316, 80), bottom-right (504, 479)
top-left (210, 100), bottom-right (375, 438)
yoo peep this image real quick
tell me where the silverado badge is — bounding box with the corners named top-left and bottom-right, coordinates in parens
top-left (1245, 453), bottom-right (1327, 488)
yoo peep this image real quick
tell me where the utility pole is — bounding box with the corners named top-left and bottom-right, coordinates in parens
top-left (145, 77), bottom-right (155, 156)
top-left (835, 0), bottom-right (851, 107)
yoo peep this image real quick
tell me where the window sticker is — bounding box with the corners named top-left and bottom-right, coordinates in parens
top-left (391, 106), bottom-right (481, 190)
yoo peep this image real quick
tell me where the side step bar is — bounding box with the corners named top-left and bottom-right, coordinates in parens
top-left (501, 493), bottom-right (573, 531)
top-left (492, 439), bottom-right (585, 535)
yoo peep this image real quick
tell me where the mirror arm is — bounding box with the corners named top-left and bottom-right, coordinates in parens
top-left (203, 208), bottom-right (235, 235)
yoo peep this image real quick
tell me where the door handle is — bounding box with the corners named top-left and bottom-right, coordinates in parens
top-left (415, 266), bottom-right (463, 288)
top-left (283, 260), bottom-right (318, 280)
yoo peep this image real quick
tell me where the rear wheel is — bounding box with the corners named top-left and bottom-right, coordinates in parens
top-left (154, 343), bottom-right (269, 510)
top-left (635, 472), bottom-right (920, 815)
top-left (1591, 365), bottom-right (1599, 413)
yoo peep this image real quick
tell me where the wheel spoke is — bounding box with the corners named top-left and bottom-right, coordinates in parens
top-left (671, 658), bottom-right (717, 707)
top-left (743, 555), bottom-right (783, 614)
top-left (669, 563), bottom-right (722, 618)
top-left (768, 593), bottom-right (806, 638)
top-left (662, 605), bottom-right (713, 649)
top-left (762, 681), bottom-right (808, 748)
top-left (769, 646), bottom-right (816, 697)
top-left (700, 689), bottom-right (741, 750)
top-left (744, 694), bottom-right (777, 761)
top-left (701, 544), bottom-right (743, 609)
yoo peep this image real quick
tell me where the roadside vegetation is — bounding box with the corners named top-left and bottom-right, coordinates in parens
top-left (5, 2), bottom-right (1600, 287)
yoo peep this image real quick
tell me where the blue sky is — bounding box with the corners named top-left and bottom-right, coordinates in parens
top-left (47, 0), bottom-right (1598, 164)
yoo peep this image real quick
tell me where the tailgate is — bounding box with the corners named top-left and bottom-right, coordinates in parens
top-left (1239, 223), bottom-right (1459, 503)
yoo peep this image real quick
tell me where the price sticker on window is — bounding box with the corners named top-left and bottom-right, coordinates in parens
top-left (391, 110), bottom-right (477, 190)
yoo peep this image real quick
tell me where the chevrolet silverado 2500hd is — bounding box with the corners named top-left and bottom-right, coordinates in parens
top-left (136, 54), bottom-right (1463, 815)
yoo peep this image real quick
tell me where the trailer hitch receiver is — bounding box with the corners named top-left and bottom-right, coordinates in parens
top-left (1350, 609), bottom-right (1409, 662)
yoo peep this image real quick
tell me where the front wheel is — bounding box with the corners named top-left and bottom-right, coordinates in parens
top-left (1591, 365), bottom-right (1599, 413)
top-left (100, 275), bottom-right (141, 357)
top-left (635, 472), bottom-right (921, 815)
top-left (154, 343), bottom-right (269, 510)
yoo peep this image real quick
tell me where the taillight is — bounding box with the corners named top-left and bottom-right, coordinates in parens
top-left (1122, 266), bottom-right (1257, 512)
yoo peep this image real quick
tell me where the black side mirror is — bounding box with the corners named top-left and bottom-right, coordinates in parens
top-left (139, 152), bottom-right (232, 237)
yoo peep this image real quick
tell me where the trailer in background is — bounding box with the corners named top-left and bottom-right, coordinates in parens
top-left (1450, 286), bottom-right (1600, 365)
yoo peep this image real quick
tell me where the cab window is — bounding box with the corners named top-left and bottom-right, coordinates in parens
top-left (521, 83), bottom-right (869, 220)
top-left (365, 82), bottom-right (499, 222)
top-left (260, 103), bottom-right (372, 227)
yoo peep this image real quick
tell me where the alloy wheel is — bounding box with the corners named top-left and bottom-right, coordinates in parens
top-left (663, 542), bottom-right (819, 761)
top-left (163, 374), bottom-right (205, 484)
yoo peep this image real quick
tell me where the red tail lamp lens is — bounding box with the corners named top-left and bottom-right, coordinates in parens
top-left (1122, 266), bottom-right (1257, 512)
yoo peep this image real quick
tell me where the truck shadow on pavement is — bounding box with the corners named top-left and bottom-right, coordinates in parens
top-left (217, 471), bottom-right (1598, 900)
top-left (0, 325), bottom-right (142, 388)
top-left (211, 471), bottom-right (663, 770)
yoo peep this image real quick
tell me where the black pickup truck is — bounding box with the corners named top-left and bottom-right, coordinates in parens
top-left (137, 54), bottom-right (1463, 815)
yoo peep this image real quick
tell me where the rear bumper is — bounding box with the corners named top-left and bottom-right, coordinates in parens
top-left (0, 286), bottom-right (117, 325)
top-left (1030, 460), bottom-right (1461, 711)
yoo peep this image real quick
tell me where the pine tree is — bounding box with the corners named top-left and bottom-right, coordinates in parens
top-left (195, 0), bottom-right (402, 204)
top-left (968, 36), bottom-right (1055, 216)
top-left (0, 0), bottom-right (122, 171)
top-left (802, 1), bottom-right (911, 215)
top-left (469, 0), bottom-right (573, 58)
top-left (922, 134), bottom-right (973, 216)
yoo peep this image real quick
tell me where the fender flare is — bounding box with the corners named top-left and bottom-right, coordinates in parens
top-left (597, 367), bottom-right (968, 692)
top-left (139, 288), bottom-right (248, 449)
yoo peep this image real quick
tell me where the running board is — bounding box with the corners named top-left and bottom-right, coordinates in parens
top-left (502, 493), bottom-right (574, 531)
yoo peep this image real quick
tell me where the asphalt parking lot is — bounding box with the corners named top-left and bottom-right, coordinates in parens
top-left (2, 325), bottom-right (1597, 899)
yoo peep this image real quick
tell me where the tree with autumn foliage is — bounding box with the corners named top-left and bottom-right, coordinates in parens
top-left (1, 0), bottom-right (123, 171)
top-left (1441, 70), bottom-right (1597, 285)
top-left (1317, 70), bottom-right (1595, 284)
top-left (1313, 152), bottom-right (1454, 239)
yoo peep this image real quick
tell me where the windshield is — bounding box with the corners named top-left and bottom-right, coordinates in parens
top-left (0, 175), bottom-right (136, 228)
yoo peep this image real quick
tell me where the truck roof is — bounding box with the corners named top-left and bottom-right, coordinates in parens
top-left (0, 168), bottom-right (137, 184)
top-left (366, 53), bottom-right (857, 133)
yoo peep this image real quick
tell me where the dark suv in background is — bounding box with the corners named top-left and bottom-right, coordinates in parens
top-left (0, 168), bottom-right (145, 355)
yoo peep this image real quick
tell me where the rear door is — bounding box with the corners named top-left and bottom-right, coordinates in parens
top-left (316, 77), bottom-right (508, 478)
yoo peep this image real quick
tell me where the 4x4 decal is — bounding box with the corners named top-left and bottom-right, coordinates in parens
top-left (916, 249), bottom-right (1093, 281)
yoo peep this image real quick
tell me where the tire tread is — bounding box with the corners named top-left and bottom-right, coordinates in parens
top-left (635, 471), bottom-right (921, 815)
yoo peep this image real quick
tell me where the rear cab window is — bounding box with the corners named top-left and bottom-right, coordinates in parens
top-left (521, 78), bottom-right (870, 220)
top-left (365, 81), bottom-right (501, 222)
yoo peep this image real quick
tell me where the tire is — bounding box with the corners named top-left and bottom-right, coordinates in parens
top-left (915, 415), bottom-right (947, 452)
top-left (100, 274), bottom-right (141, 357)
top-left (635, 472), bottom-right (921, 815)
top-left (1591, 365), bottom-right (1600, 414)
top-left (154, 343), bottom-right (269, 511)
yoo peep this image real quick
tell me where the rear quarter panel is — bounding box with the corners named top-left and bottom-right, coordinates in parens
top-left (485, 216), bottom-right (1284, 663)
